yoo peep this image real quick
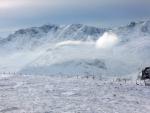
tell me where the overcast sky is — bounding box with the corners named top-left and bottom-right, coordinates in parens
top-left (0, 0), bottom-right (150, 36)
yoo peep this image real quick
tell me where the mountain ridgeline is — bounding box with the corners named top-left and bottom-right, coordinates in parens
top-left (0, 20), bottom-right (150, 76)
top-left (0, 20), bottom-right (150, 50)
top-left (0, 24), bottom-right (106, 51)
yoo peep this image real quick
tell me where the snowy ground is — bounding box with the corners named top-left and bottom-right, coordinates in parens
top-left (0, 74), bottom-right (150, 113)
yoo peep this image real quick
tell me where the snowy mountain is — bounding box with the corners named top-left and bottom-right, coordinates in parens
top-left (0, 20), bottom-right (150, 77)
top-left (0, 24), bottom-right (105, 51)
top-left (114, 20), bottom-right (150, 43)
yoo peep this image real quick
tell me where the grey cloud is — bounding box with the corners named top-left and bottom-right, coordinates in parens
top-left (0, 0), bottom-right (150, 33)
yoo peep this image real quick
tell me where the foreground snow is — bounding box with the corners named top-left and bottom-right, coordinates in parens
top-left (0, 75), bottom-right (150, 113)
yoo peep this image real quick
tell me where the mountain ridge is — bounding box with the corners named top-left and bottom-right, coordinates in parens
top-left (0, 20), bottom-right (150, 76)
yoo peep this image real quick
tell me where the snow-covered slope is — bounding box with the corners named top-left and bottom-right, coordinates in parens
top-left (0, 20), bottom-right (150, 77)
top-left (0, 24), bottom-right (105, 51)
top-left (114, 20), bottom-right (150, 43)
top-left (0, 74), bottom-right (150, 113)
top-left (21, 58), bottom-right (107, 76)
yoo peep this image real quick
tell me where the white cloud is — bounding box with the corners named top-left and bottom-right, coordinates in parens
top-left (0, 0), bottom-right (30, 9)
top-left (96, 32), bottom-right (119, 49)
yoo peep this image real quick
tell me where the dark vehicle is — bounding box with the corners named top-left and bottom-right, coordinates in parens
top-left (141, 67), bottom-right (150, 80)
top-left (141, 67), bottom-right (150, 86)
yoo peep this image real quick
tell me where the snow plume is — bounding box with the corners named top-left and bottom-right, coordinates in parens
top-left (96, 32), bottom-right (119, 49)
top-left (55, 40), bottom-right (82, 48)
